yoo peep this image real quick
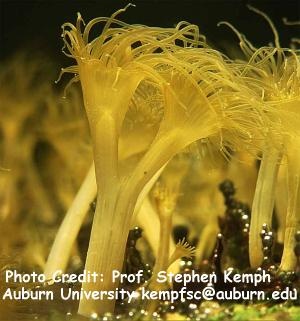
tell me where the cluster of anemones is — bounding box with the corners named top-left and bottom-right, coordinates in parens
top-left (14, 4), bottom-right (296, 318)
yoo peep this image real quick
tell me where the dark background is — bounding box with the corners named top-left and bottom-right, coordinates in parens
top-left (0, 0), bottom-right (299, 67)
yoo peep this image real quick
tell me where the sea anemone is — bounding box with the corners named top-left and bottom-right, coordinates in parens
top-left (53, 5), bottom-right (265, 317)
top-left (219, 5), bottom-right (300, 269)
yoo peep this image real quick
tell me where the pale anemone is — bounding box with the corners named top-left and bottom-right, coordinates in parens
top-left (220, 5), bottom-right (300, 269)
top-left (54, 5), bottom-right (265, 316)
top-left (56, 6), bottom-right (206, 316)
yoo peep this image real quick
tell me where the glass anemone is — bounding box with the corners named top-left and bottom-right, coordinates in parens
top-left (220, 5), bottom-right (300, 269)
top-left (58, 7), bottom-right (205, 316)
top-left (57, 6), bottom-right (263, 316)
top-left (247, 34), bottom-right (300, 273)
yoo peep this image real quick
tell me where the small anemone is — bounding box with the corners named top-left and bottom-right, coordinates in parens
top-left (168, 238), bottom-right (196, 267)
